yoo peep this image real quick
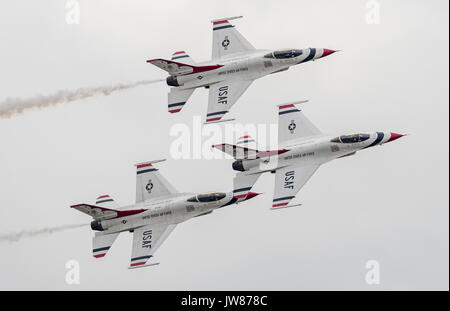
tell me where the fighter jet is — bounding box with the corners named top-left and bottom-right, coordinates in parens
top-left (147, 16), bottom-right (337, 123)
top-left (71, 160), bottom-right (259, 268)
top-left (212, 101), bottom-right (404, 209)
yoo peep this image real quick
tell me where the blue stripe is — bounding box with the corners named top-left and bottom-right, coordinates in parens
top-left (237, 139), bottom-right (254, 144)
top-left (131, 255), bottom-right (152, 261)
top-left (172, 55), bottom-right (189, 60)
top-left (219, 197), bottom-right (237, 208)
top-left (213, 25), bottom-right (234, 31)
top-left (207, 110), bottom-right (228, 117)
top-left (137, 168), bottom-right (157, 175)
top-left (233, 187), bottom-right (252, 193)
top-left (93, 246), bottom-right (110, 252)
top-left (96, 199), bottom-right (113, 204)
top-left (273, 196), bottom-right (295, 202)
top-left (168, 102), bottom-right (185, 108)
top-left (298, 48), bottom-right (316, 64)
top-left (279, 109), bottom-right (299, 115)
top-left (364, 132), bottom-right (384, 149)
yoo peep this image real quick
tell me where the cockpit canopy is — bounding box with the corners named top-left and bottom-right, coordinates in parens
top-left (187, 192), bottom-right (226, 203)
top-left (331, 133), bottom-right (371, 144)
top-left (264, 49), bottom-right (303, 59)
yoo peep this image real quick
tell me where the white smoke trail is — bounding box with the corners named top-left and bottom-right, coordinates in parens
top-left (0, 79), bottom-right (163, 119)
top-left (0, 223), bottom-right (88, 243)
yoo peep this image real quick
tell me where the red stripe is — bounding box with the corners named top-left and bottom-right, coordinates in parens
top-left (279, 104), bottom-right (295, 110)
top-left (239, 136), bottom-right (250, 139)
top-left (130, 262), bottom-right (146, 267)
top-left (137, 163), bottom-right (152, 169)
top-left (97, 195), bottom-right (109, 199)
top-left (234, 194), bottom-right (248, 199)
top-left (93, 254), bottom-right (105, 258)
top-left (169, 109), bottom-right (181, 113)
top-left (173, 51), bottom-right (185, 55)
top-left (272, 202), bottom-right (288, 208)
top-left (213, 20), bottom-right (228, 25)
top-left (206, 117), bottom-right (221, 122)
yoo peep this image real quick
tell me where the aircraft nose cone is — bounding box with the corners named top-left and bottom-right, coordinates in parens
top-left (388, 132), bottom-right (404, 142)
top-left (322, 49), bottom-right (336, 57)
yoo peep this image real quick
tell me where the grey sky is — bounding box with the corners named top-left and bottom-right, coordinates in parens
top-left (0, 0), bottom-right (448, 290)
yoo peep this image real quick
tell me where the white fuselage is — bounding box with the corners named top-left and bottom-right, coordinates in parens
top-left (235, 132), bottom-right (394, 173)
top-left (96, 192), bottom-right (234, 234)
top-left (174, 48), bottom-right (329, 89)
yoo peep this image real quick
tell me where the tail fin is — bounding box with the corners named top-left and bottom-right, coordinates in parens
top-left (95, 195), bottom-right (119, 209)
top-left (147, 58), bottom-right (222, 76)
top-left (171, 51), bottom-right (195, 65)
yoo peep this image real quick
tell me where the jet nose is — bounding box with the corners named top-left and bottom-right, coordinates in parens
top-left (321, 49), bottom-right (337, 58)
top-left (387, 132), bottom-right (404, 142)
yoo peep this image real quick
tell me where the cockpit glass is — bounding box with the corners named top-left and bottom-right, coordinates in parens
top-left (187, 192), bottom-right (226, 203)
top-left (272, 49), bottom-right (303, 59)
top-left (264, 49), bottom-right (303, 59)
top-left (331, 133), bottom-right (371, 144)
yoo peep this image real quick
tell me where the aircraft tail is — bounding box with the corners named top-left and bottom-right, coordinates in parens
top-left (170, 51), bottom-right (195, 65)
top-left (212, 135), bottom-right (287, 160)
top-left (146, 58), bottom-right (222, 76)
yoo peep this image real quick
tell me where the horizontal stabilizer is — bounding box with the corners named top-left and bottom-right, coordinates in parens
top-left (212, 143), bottom-right (258, 160)
top-left (70, 203), bottom-right (146, 220)
top-left (147, 58), bottom-right (222, 76)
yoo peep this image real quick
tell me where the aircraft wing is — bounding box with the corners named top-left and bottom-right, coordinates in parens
top-left (205, 80), bottom-right (253, 123)
top-left (130, 223), bottom-right (177, 267)
top-left (135, 160), bottom-right (178, 203)
top-left (271, 164), bottom-right (320, 209)
top-left (211, 16), bottom-right (255, 60)
top-left (168, 87), bottom-right (195, 114)
top-left (278, 102), bottom-right (322, 145)
top-left (233, 171), bottom-right (263, 203)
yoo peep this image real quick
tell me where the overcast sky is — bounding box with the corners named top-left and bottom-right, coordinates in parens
top-left (0, 0), bottom-right (448, 290)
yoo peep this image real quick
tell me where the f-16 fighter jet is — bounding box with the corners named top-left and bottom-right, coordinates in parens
top-left (212, 101), bottom-right (404, 209)
top-left (147, 16), bottom-right (337, 124)
top-left (71, 160), bottom-right (259, 268)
